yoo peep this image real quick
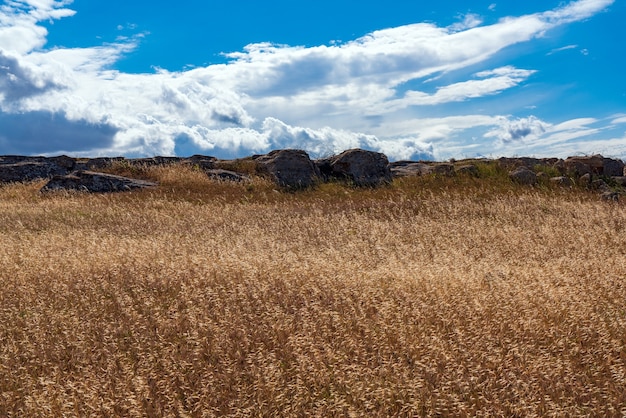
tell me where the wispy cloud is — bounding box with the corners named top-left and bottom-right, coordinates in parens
top-left (0, 0), bottom-right (618, 159)
top-left (611, 116), bottom-right (626, 124)
top-left (449, 13), bottom-right (483, 32)
top-left (547, 44), bottom-right (578, 55)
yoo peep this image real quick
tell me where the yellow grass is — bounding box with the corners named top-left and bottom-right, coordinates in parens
top-left (1, 166), bottom-right (625, 416)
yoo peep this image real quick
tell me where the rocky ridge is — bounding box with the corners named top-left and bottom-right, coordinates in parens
top-left (0, 150), bottom-right (624, 198)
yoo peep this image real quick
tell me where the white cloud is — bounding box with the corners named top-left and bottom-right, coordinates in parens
top-left (547, 44), bottom-right (578, 55)
top-left (0, 0), bottom-right (619, 160)
top-left (404, 66), bottom-right (536, 106)
top-left (485, 116), bottom-right (551, 144)
top-left (479, 115), bottom-right (626, 159)
top-left (0, 0), bottom-right (75, 54)
top-left (543, 0), bottom-right (614, 23)
top-left (449, 13), bottom-right (483, 32)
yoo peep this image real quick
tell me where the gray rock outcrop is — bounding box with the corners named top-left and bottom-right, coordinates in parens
top-left (41, 171), bottom-right (157, 193)
top-left (431, 163), bottom-right (455, 176)
top-left (0, 159), bottom-right (72, 183)
top-left (388, 161), bottom-right (432, 177)
top-left (205, 169), bottom-right (249, 182)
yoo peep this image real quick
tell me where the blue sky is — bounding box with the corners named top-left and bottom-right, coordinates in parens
top-left (0, 0), bottom-right (624, 160)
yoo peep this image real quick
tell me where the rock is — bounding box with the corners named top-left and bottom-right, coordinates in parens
top-left (455, 164), bottom-right (479, 177)
top-left (498, 157), bottom-right (545, 169)
top-left (0, 161), bottom-right (71, 183)
top-left (509, 166), bottom-right (538, 185)
top-left (184, 155), bottom-right (217, 171)
top-left (205, 169), bottom-right (249, 182)
top-left (41, 171), bottom-right (157, 193)
top-left (322, 149), bottom-right (392, 187)
top-left (80, 157), bottom-right (125, 171)
top-left (127, 156), bottom-right (184, 167)
top-left (388, 161), bottom-right (432, 177)
top-left (549, 176), bottom-right (573, 187)
top-left (564, 155), bottom-right (604, 176)
top-left (603, 158), bottom-right (625, 177)
top-left (390, 161), bottom-right (457, 178)
top-left (48, 155), bottom-right (76, 170)
top-left (254, 149), bottom-right (320, 189)
top-left (432, 163), bottom-right (455, 176)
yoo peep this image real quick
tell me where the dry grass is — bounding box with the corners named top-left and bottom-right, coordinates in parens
top-left (1, 166), bottom-right (625, 416)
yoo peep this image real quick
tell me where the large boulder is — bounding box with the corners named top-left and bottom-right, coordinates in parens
top-left (254, 149), bottom-right (320, 189)
top-left (603, 158), bottom-right (625, 177)
top-left (320, 149), bottom-right (392, 187)
top-left (41, 171), bottom-right (157, 193)
top-left (564, 155), bottom-right (604, 176)
top-left (563, 155), bottom-right (624, 177)
top-left (509, 166), bottom-right (537, 185)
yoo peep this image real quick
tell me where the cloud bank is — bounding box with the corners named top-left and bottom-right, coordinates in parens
top-left (0, 0), bottom-right (620, 160)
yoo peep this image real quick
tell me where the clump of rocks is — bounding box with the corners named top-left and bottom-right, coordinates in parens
top-left (0, 151), bottom-right (623, 200)
top-left (497, 154), bottom-right (624, 200)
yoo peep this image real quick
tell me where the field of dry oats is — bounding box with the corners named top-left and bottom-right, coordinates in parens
top-left (0, 164), bottom-right (625, 416)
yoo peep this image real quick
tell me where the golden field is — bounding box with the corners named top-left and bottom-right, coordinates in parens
top-left (0, 164), bottom-right (625, 417)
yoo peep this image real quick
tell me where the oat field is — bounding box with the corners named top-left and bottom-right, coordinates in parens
top-left (1, 165), bottom-right (625, 416)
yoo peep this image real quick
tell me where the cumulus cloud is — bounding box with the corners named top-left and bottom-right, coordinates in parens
top-left (0, 50), bottom-right (64, 102)
top-left (485, 116), bottom-right (551, 143)
top-left (0, 0), bottom-right (75, 54)
top-left (0, 0), bottom-right (618, 159)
